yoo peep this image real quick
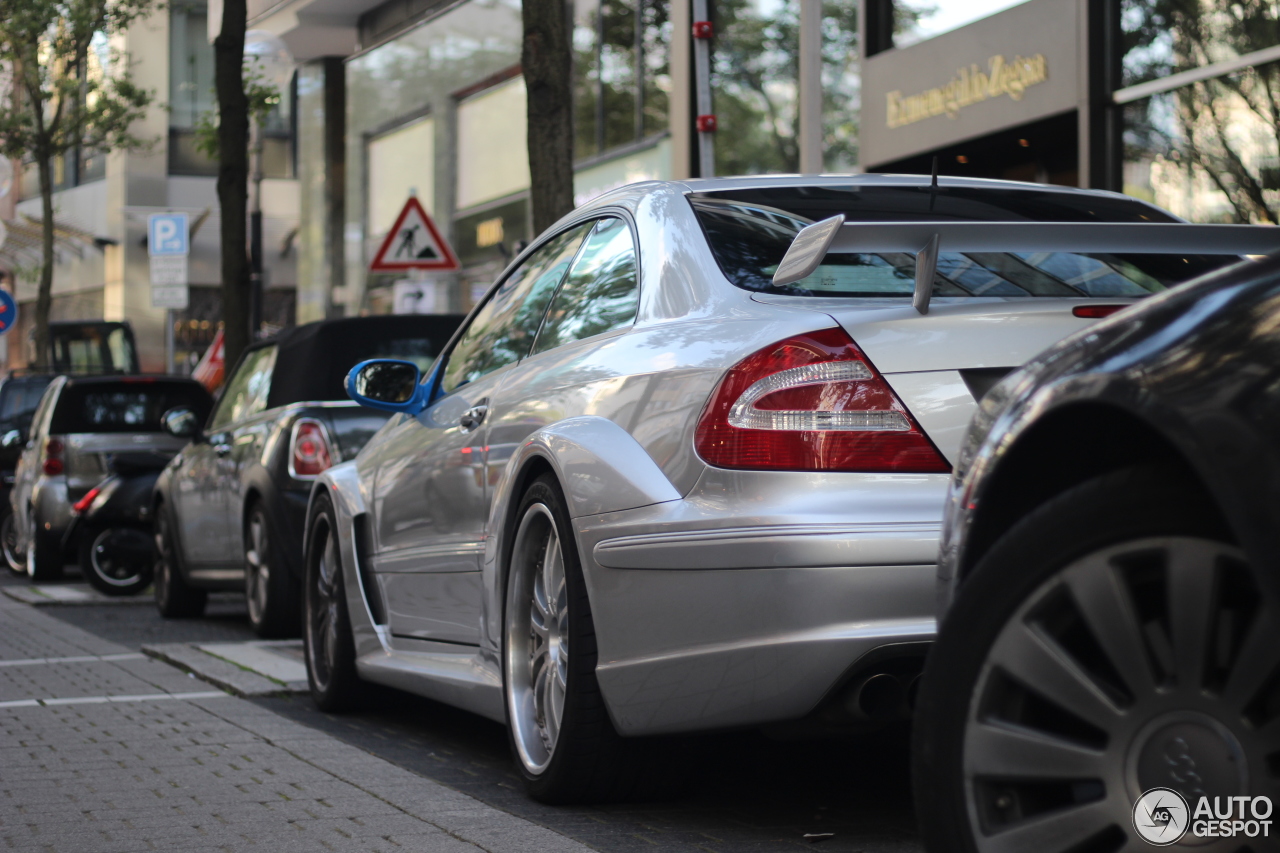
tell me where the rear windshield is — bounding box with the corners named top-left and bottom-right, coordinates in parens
top-left (690, 187), bottom-right (1238, 298)
top-left (50, 382), bottom-right (212, 434)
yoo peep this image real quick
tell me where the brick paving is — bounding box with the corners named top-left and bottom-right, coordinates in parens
top-left (0, 592), bottom-right (591, 853)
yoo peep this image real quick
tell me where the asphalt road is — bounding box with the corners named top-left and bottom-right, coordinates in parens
top-left (1, 568), bottom-right (922, 853)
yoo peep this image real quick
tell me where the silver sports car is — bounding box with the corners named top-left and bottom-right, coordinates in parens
top-left (302, 175), bottom-right (1263, 802)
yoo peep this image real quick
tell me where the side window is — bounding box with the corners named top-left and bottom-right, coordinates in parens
top-left (209, 345), bottom-right (277, 431)
top-left (532, 217), bottom-right (638, 355)
top-left (441, 224), bottom-right (592, 393)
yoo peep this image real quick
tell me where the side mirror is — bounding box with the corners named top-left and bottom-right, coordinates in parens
top-left (1, 430), bottom-right (21, 449)
top-left (346, 359), bottom-right (426, 414)
top-left (161, 407), bottom-right (200, 439)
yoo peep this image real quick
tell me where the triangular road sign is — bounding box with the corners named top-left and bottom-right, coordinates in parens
top-left (369, 196), bottom-right (461, 272)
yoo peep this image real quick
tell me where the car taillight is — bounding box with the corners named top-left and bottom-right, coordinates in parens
top-left (43, 439), bottom-right (64, 476)
top-left (73, 486), bottom-right (102, 514)
top-left (1073, 305), bottom-right (1126, 318)
top-left (290, 419), bottom-right (333, 477)
top-left (694, 328), bottom-right (951, 473)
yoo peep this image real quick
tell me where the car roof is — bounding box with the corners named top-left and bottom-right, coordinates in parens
top-left (61, 374), bottom-right (203, 387)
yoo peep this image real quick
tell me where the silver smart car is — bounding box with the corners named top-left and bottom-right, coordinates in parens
top-left (302, 175), bottom-right (1265, 803)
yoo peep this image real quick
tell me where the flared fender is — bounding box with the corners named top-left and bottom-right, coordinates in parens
top-left (479, 416), bottom-right (682, 655)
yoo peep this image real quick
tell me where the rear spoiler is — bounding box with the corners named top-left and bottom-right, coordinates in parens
top-left (772, 216), bottom-right (1280, 315)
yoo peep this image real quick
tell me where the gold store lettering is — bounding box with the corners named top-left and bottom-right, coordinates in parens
top-left (885, 54), bottom-right (1049, 129)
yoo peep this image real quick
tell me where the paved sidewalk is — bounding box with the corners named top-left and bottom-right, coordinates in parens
top-left (0, 592), bottom-right (591, 853)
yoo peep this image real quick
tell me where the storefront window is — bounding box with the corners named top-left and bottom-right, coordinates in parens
top-left (574, 0), bottom-right (671, 160)
top-left (368, 116), bottom-right (436, 236)
top-left (1122, 1), bottom-right (1280, 223)
top-left (1124, 70), bottom-right (1280, 224)
top-left (712, 0), bottom-right (858, 174)
top-left (346, 0), bottom-right (524, 310)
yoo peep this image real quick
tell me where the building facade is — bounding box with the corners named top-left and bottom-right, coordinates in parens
top-left (861, 0), bottom-right (1280, 225)
top-left (0, 0), bottom-right (300, 373)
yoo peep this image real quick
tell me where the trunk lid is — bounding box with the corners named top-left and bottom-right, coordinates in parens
top-left (62, 432), bottom-right (186, 497)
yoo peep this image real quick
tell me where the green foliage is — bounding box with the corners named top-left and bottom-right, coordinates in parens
top-left (0, 0), bottom-right (158, 164)
top-left (192, 64), bottom-right (283, 160)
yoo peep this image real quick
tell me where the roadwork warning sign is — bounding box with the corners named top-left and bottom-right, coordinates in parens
top-left (369, 196), bottom-right (460, 273)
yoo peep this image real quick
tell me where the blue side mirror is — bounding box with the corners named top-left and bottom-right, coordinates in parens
top-left (346, 359), bottom-right (428, 414)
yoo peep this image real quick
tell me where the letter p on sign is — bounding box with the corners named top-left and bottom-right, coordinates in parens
top-left (148, 213), bottom-right (189, 256)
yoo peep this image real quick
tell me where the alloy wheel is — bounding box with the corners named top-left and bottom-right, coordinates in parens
top-left (963, 536), bottom-right (1280, 852)
top-left (306, 517), bottom-right (341, 691)
top-left (505, 503), bottom-right (570, 775)
top-left (245, 512), bottom-right (271, 624)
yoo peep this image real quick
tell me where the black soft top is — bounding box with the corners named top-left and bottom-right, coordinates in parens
top-left (250, 314), bottom-right (464, 409)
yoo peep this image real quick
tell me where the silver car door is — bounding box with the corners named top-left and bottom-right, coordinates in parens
top-left (372, 224), bottom-right (592, 645)
top-left (177, 346), bottom-right (276, 566)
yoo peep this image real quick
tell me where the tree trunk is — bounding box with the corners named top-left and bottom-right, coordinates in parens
top-left (34, 154), bottom-right (54, 372)
top-left (522, 0), bottom-right (576, 234)
top-left (215, 0), bottom-right (250, 370)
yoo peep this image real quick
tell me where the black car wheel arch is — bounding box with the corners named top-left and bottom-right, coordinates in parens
top-left (914, 464), bottom-right (1279, 853)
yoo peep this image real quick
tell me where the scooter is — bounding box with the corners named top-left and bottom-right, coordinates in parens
top-left (64, 452), bottom-right (171, 596)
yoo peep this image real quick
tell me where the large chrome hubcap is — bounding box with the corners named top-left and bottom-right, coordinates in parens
top-left (964, 537), bottom-right (1279, 852)
top-left (245, 515), bottom-right (270, 622)
top-left (505, 503), bottom-right (569, 775)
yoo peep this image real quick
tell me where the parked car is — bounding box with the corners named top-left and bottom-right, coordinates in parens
top-left (301, 175), bottom-right (1269, 803)
top-left (11, 375), bottom-right (213, 580)
top-left (44, 320), bottom-right (141, 374)
top-left (0, 371), bottom-right (56, 572)
top-left (913, 252), bottom-right (1280, 853)
top-left (152, 314), bottom-right (463, 636)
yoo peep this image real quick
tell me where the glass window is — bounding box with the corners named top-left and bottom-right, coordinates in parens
top-left (442, 224), bottom-right (593, 393)
top-left (690, 195), bottom-right (1238, 298)
top-left (573, 0), bottom-right (670, 161)
top-left (50, 383), bottom-right (213, 434)
top-left (369, 117), bottom-right (435, 237)
top-left (532, 217), bottom-right (638, 354)
top-left (209, 346), bottom-right (277, 430)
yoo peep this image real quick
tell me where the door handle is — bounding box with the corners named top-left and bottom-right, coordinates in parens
top-left (459, 404), bottom-right (488, 432)
top-left (214, 443), bottom-right (232, 456)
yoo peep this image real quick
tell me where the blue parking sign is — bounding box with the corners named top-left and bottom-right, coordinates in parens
top-left (148, 213), bottom-right (189, 256)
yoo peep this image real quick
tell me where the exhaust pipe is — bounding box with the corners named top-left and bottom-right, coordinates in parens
top-left (841, 672), bottom-right (905, 721)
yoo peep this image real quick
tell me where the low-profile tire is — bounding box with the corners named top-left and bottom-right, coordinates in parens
top-left (2, 510), bottom-right (24, 575)
top-left (503, 474), bottom-right (662, 804)
top-left (80, 525), bottom-right (154, 596)
top-left (244, 502), bottom-right (301, 638)
top-left (913, 465), bottom-right (1275, 853)
top-left (25, 506), bottom-right (62, 581)
top-left (154, 505), bottom-right (207, 618)
top-left (303, 493), bottom-right (362, 712)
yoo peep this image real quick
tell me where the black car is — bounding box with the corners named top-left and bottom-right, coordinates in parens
top-left (914, 254), bottom-right (1280, 852)
top-left (0, 371), bottom-right (56, 571)
top-left (153, 314), bottom-right (463, 636)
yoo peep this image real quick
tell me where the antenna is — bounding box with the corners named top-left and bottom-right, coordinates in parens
top-left (929, 156), bottom-right (940, 212)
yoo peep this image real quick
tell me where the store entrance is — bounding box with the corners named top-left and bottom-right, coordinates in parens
top-left (868, 111), bottom-right (1078, 187)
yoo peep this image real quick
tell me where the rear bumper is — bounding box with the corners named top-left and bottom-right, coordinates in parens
top-left (575, 467), bottom-right (947, 736)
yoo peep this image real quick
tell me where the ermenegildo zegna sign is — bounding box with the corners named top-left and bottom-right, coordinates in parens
top-left (886, 54), bottom-right (1049, 128)
top-left (860, 0), bottom-right (1079, 168)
